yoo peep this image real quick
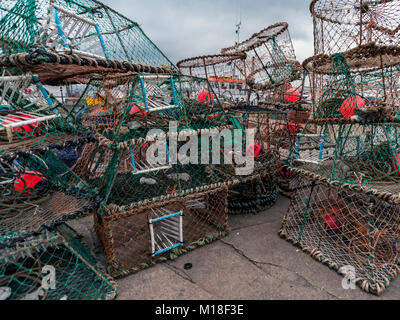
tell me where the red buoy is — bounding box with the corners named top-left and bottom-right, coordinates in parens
top-left (246, 143), bottom-right (262, 158)
top-left (340, 96), bottom-right (365, 117)
top-left (197, 89), bottom-right (215, 102)
top-left (285, 88), bottom-right (300, 103)
top-left (14, 171), bottom-right (47, 195)
top-left (325, 214), bottom-right (342, 230)
top-left (288, 122), bottom-right (296, 135)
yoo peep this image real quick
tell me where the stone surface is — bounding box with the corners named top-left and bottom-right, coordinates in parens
top-left (67, 196), bottom-right (400, 300)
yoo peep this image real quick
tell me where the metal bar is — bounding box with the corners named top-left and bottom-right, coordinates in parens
top-left (129, 146), bottom-right (137, 172)
top-left (318, 135), bottom-right (325, 164)
top-left (149, 222), bottom-right (155, 255)
top-left (170, 76), bottom-right (178, 105)
top-left (96, 24), bottom-right (110, 59)
top-left (140, 77), bottom-right (149, 111)
top-left (53, 6), bottom-right (71, 50)
top-left (53, 4), bottom-right (97, 26)
top-left (150, 211), bottom-right (182, 224)
top-left (179, 213), bottom-right (183, 243)
top-left (153, 243), bottom-right (183, 256)
top-left (295, 134), bottom-right (300, 160)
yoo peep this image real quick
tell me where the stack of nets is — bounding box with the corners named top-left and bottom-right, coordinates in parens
top-left (221, 22), bottom-right (301, 104)
top-left (0, 225), bottom-right (117, 300)
top-left (280, 0), bottom-right (400, 296)
top-left (0, 0), bottom-right (188, 292)
top-left (66, 73), bottom-right (250, 275)
top-left (226, 108), bottom-right (281, 214)
top-left (177, 53), bottom-right (250, 108)
top-left (0, 147), bottom-right (99, 245)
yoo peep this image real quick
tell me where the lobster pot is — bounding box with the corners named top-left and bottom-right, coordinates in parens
top-left (311, 0), bottom-right (400, 56)
top-left (256, 77), bottom-right (307, 107)
top-left (71, 74), bottom-right (229, 135)
top-left (237, 108), bottom-right (308, 162)
top-left (94, 187), bottom-right (229, 278)
top-left (0, 226), bottom-right (117, 300)
top-left (305, 44), bottom-right (400, 116)
top-left (0, 149), bottom-right (98, 244)
top-left (287, 120), bottom-right (400, 199)
top-left (177, 53), bottom-right (249, 106)
top-left (221, 23), bottom-right (298, 91)
top-left (279, 175), bottom-right (400, 296)
top-left (0, 0), bottom-right (174, 68)
top-left (228, 173), bottom-right (278, 215)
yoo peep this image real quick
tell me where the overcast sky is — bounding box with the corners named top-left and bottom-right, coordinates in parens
top-left (102, 0), bottom-right (314, 65)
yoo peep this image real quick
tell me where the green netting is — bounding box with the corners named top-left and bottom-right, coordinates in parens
top-left (286, 49), bottom-right (400, 201)
top-left (69, 74), bottom-right (234, 137)
top-left (228, 173), bottom-right (278, 215)
top-left (177, 53), bottom-right (251, 107)
top-left (64, 74), bottom-right (250, 212)
top-left (0, 0), bottom-right (174, 68)
top-left (0, 147), bottom-right (98, 244)
top-left (0, 225), bottom-right (117, 300)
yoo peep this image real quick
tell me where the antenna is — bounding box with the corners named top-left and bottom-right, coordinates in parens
top-left (235, 0), bottom-right (242, 46)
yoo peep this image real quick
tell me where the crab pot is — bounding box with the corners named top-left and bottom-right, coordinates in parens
top-left (310, 0), bottom-right (400, 56)
top-left (236, 108), bottom-right (308, 163)
top-left (228, 173), bottom-right (278, 215)
top-left (221, 22), bottom-right (299, 92)
top-left (0, 0), bottom-right (174, 68)
top-left (0, 225), bottom-right (117, 300)
top-left (177, 53), bottom-right (250, 106)
top-left (94, 187), bottom-right (229, 278)
top-left (70, 73), bottom-right (229, 135)
top-left (279, 175), bottom-right (400, 296)
top-left (0, 150), bottom-right (99, 244)
top-left (304, 44), bottom-right (400, 115)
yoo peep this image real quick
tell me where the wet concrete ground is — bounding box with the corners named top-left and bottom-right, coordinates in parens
top-left (68, 196), bottom-right (400, 300)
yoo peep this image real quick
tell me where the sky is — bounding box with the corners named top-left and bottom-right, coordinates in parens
top-left (102, 0), bottom-right (314, 65)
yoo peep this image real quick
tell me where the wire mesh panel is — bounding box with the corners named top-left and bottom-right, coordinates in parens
top-left (280, 176), bottom-right (400, 296)
top-left (94, 187), bottom-right (229, 277)
top-left (311, 0), bottom-right (400, 56)
top-left (0, 226), bottom-right (118, 300)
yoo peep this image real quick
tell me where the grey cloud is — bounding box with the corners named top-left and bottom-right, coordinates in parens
top-left (102, 0), bottom-right (314, 64)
